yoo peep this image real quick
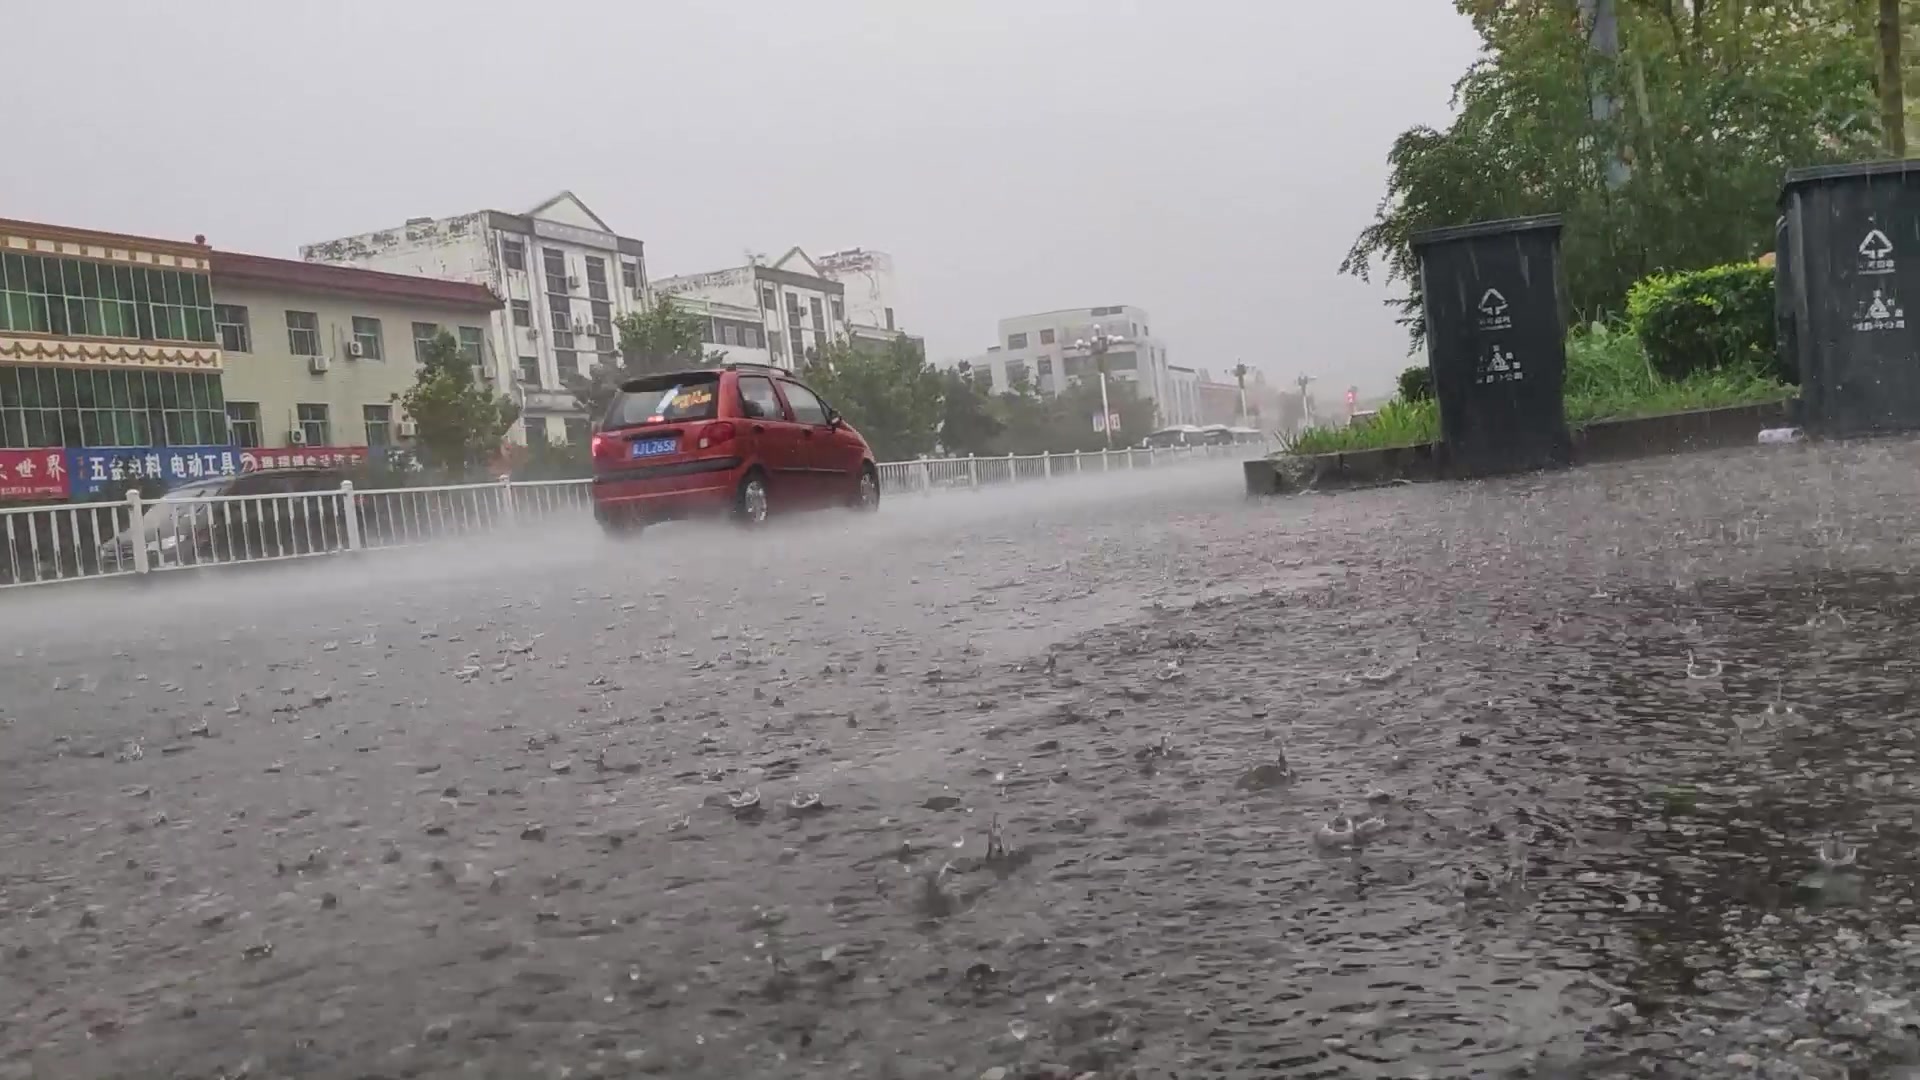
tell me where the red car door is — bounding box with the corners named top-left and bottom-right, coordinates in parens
top-left (734, 374), bottom-right (810, 507)
top-left (774, 378), bottom-right (843, 504)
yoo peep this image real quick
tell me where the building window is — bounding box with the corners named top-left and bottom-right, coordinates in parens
top-left (285, 310), bottom-right (321, 356)
top-left (412, 322), bottom-right (440, 363)
top-left (621, 260), bottom-right (639, 292)
top-left (351, 316), bottom-right (384, 360)
top-left (548, 295), bottom-right (572, 337)
top-left (742, 326), bottom-right (761, 349)
top-left (584, 256), bottom-right (610, 301)
top-left (214, 304), bottom-right (251, 353)
top-left (564, 417), bottom-right (589, 445)
top-left (809, 297), bottom-right (825, 329)
top-left (502, 236), bottom-right (526, 271)
top-left (720, 324), bottom-right (737, 347)
top-left (789, 326), bottom-right (804, 360)
top-left (543, 247), bottom-right (568, 295)
top-left (296, 403), bottom-right (330, 446)
top-left (1037, 357), bottom-right (1053, 376)
top-left (363, 403), bottom-right (393, 447)
top-left (511, 300), bottom-right (531, 327)
top-left (555, 350), bottom-right (579, 382)
top-left (589, 300), bottom-right (612, 338)
top-left (0, 368), bottom-right (226, 449)
top-left (524, 416), bottom-right (549, 443)
top-left (786, 293), bottom-right (802, 327)
top-left (1007, 332), bottom-right (1028, 350)
top-left (0, 253), bottom-right (215, 344)
top-left (518, 355), bottom-right (540, 385)
top-left (1039, 328), bottom-right (1055, 345)
top-left (226, 402), bottom-right (262, 448)
top-left (458, 326), bottom-right (485, 366)
top-left (884, 307), bottom-right (894, 331)
top-left (761, 284), bottom-right (776, 310)
top-left (830, 297), bottom-right (844, 324)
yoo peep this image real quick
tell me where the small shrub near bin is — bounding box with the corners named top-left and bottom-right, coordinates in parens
top-left (1626, 262), bottom-right (1783, 383)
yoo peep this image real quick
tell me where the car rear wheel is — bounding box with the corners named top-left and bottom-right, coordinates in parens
top-left (734, 470), bottom-right (770, 528)
top-left (852, 466), bottom-right (880, 512)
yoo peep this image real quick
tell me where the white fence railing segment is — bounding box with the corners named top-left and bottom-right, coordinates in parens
top-left (0, 442), bottom-right (1258, 590)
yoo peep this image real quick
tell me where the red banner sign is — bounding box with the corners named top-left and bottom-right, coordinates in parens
top-left (239, 446), bottom-right (371, 473)
top-left (0, 448), bottom-right (71, 500)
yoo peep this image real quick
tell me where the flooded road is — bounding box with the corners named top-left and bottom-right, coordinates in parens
top-left (6, 443), bottom-right (1920, 1079)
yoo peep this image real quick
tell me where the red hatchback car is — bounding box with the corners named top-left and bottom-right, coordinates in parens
top-left (589, 364), bottom-right (880, 535)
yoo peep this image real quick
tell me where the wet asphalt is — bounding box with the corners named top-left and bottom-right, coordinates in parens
top-left (7, 446), bottom-right (1920, 1079)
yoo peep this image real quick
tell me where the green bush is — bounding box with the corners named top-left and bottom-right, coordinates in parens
top-left (1396, 364), bottom-right (1433, 403)
top-left (1626, 263), bottom-right (1780, 383)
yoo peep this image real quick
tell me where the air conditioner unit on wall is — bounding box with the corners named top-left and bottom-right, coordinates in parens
top-left (566, 275), bottom-right (580, 290)
top-left (347, 340), bottom-right (365, 358)
top-left (289, 428), bottom-right (308, 446)
top-left (308, 354), bottom-right (331, 374)
top-left (398, 420), bottom-right (418, 438)
top-left (525, 326), bottom-right (540, 341)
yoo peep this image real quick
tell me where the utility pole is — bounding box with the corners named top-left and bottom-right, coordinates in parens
top-left (1075, 327), bottom-right (1127, 448)
top-left (1231, 361), bottom-right (1250, 428)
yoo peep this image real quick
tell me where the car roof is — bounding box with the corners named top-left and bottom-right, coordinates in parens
top-left (615, 363), bottom-right (787, 391)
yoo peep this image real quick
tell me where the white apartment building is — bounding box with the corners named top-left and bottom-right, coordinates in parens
top-left (814, 248), bottom-right (900, 334)
top-left (950, 305), bottom-right (1199, 427)
top-left (652, 246), bottom-right (908, 370)
top-left (300, 191), bottom-right (646, 444)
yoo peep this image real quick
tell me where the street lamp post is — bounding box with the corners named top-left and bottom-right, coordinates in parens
top-left (1231, 361), bottom-right (1250, 429)
top-left (1074, 326), bottom-right (1126, 449)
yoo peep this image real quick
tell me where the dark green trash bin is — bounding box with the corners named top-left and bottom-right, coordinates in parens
top-left (1779, 159), bottom-right (1920, 436)
top-left (1410, 215), bottom-right (1571, 477)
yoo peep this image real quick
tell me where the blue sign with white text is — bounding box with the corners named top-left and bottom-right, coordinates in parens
top-left (66, 445), bottom-right (243, 496)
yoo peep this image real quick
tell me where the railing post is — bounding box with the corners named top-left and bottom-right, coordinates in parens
top-left (499, 474), bottom-right (517, 526)
top-left (918, 460), bottom-right (932, 496)
top-left (341, 480), bottom-right (363, 551)
top-left (1007, 451), bottom-right (1016, 483)
top-left (968, 453), bottom-right (978, 488)
top-left (1074, 448), bottom-right (1082, 474)
top-left (126, 490), bottom-right (149, 575)
top-left (1043, 450), bottom-right (1052, 479)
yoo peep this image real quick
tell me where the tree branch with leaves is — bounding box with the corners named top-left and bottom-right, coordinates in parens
top-left (398, 330), bottom-right (519, 480)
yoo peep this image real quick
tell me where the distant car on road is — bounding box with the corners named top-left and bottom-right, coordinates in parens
top-left (589, 364), bottom-right (879, 537)
top-left (99, 466), bottom-right (361, 568)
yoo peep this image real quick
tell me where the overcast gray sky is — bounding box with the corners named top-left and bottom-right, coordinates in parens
top-left (7, 1), bottom-right (1480, 395)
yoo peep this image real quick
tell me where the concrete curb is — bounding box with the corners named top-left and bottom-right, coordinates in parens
top-left (1244, 400), bottom-right (1796, 497)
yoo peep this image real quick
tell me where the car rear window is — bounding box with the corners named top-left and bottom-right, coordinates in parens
top-left (604, 374), bottom-right (721, 429)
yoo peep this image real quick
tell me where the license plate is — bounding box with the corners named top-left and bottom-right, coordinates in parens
top-left (631, 437), bottom-right (678, 459)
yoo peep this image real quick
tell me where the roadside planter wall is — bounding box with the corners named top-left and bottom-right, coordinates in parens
top-left (1779, 159), bottom-right (1920, 437)
top-left (1243, 401), bottom-right (1793, 496)
top-left (1410, 215), bottom-right (1572, 478)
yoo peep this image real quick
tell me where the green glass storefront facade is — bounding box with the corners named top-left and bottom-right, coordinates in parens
top-left (0, 365), bottom-right (229, 449)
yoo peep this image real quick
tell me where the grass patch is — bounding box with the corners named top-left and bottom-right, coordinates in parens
top-left (1281, 321), bottom-right (1794, 457)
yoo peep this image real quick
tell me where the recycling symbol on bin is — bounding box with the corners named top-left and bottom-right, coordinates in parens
top-left (1861, 229), bottom-right (1895, 260)
top-left (1477, 289), bottom-right (1509, 316)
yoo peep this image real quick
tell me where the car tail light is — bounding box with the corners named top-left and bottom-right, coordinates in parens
top-left (590, 432), bottom-right (615, 460)
top-left (696, 422), bottom-right (735, 450)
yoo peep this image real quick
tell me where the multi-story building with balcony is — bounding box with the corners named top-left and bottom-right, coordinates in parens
top-left (0, 217), bottom-right (229, 499)
top-left (300, 191), bottom-right (645, 445)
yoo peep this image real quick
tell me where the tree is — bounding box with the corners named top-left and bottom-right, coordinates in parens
top-left (1343, 0), bottom-right (1880, 348)
top-left (800, 336), bottom-right (944, 461)
top-left (399, 330), bottom-right (519, 479)
top-left (1049, 376), bottom-right (1156, 450)
top-left (565, 298), bottom-right (720, 420)
top-left (938, 365), bottom-right (1002, 456)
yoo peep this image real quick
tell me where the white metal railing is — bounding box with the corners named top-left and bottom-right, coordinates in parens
top-left (0, 442), bottom-right (1256, 590)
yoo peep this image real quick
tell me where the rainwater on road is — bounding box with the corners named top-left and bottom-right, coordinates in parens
top-left (7, 443), bottom-right (1920, 1079)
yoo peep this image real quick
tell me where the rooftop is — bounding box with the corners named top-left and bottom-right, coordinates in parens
top-left (0, 216), bottom-right (211, 260)
top-left (211, 251), bottom-right (502, 310)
